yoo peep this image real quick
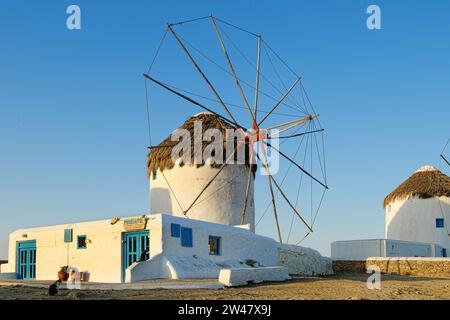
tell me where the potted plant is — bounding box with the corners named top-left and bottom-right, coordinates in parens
top-left (58, 266), bottom-right (69, 281)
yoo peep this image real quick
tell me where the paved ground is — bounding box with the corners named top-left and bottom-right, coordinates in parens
top-left (0, 274), bottom-right (449, 300)
top-left (0, 278), bottom-right (223, 290)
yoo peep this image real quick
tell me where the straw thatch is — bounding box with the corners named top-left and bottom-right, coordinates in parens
top-left (147, 113), bottom-right (256, 178)
top-left (383, 165), bottom-right (450, 207)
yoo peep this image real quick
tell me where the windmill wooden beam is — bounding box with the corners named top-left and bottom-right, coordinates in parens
top-left (256, 153), bottom-right (314, 234)
top-left (253, 34), bottom-right (261, 122)
top-left (276, 128), bottom-right (324, 140)
top-left (258, 152), bottom-right (283, 243)
top-left (257, 76), bottom-right (301, 127)
top-left (143, 73), bottom-right (245, 130)
top-left (441, 154), bottom-right (450, 166)
top-left (166, 23), bottom-right (239, 127)
top-left (210, 16), bottom-right (256, 124)
top-left (264, 114), bottom-right (319, 136)
top-left (264, 140), bottom-right (328, 189)
top-left (241, 159), bottom-right (254, 225)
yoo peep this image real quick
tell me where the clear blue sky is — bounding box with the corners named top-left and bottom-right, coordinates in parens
top-left (1, 1), bottom-right (449, 259)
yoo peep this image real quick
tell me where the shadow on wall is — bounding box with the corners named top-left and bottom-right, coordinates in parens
top-left (150, 188), bottom-right (172, 214)
top-left (387, 198), bottom-right (450, 254)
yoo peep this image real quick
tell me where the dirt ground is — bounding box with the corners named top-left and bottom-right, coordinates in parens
top-left (0, 274), bottom-right (449, 300)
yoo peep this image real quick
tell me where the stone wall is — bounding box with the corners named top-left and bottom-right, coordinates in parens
top-left (333, 258), bottom-right (450, 277)
top-left (278, 244), bottom-right (333, 276)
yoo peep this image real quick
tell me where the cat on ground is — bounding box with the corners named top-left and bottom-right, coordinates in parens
top-left (48, 279), bottom-right (61, 296)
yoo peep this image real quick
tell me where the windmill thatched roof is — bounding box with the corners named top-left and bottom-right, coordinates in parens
top-left (147, 112), bottom-right (256, 178)
top-left (383, 165), bottom-right (450, 207)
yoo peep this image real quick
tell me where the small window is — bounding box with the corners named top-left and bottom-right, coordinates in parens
top-left (436, 218), bottom-right (445, 228)
top-left (388, 243), bottom-right (398, 254)
top-left (77, 235), bottom-right (87, 249)
top-left (64, 229), bottom-right (73, 243)
top-left (209, 236), bottom-right (221, 256)
top-left (181, 227), bottom-right (193, 247)
top-left (171, 223), bottom-right (180, 238)
top-left (152, 170), bottom-right (157, 180)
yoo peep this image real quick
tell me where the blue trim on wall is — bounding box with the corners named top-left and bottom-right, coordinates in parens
top-left (171, 223), bottom-right (181, 237)
top-left (121, 230), bottom-right (150, 283)
top-left (64, 229), bottom-right (73, 243)
top-left (16, 240), bottom-right (36, 280)
top-left (436, 218), bottom-right (445, 228)
top-left (181, 227), bottom-right (193, 247)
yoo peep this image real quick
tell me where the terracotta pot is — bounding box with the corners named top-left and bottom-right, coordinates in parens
top-left (58, 271), bottom-right (69, 281)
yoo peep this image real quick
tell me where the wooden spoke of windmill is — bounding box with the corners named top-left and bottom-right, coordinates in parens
top-left (441, 154), bottom-right (450, 166)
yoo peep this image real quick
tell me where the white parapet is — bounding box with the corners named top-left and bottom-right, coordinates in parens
top-left (218, 267), bottom-right (290, 287)
top-left (331, 239), bottom-right (440, 260)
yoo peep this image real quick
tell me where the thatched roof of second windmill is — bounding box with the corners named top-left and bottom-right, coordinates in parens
top-left (147, 112), bottom-right (256, 178)
top-left (383, 165), bottom-right (450, 207)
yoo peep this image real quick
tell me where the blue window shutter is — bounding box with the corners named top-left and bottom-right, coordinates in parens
top-left (436, 218), bottom-right (444, 228)
top-left (171, 223), bottom-right (180, 237)
top-left (64, 229), bottom-right (73, 243)
top-left (181, 227), bottom-right (193, 247)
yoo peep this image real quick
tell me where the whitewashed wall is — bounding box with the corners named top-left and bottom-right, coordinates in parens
top-left (150, 164), bottom-right (255, 231)
top-left (160, 214), bottom-right (277, 266)
top-left (385, 196), bottom-right (450, 252)
top-left (331, 239), bottom-right (387, 260)
top-left (127, 214), bottom-right (335, 281)
top-left (1, 215), bottom-right (163, 283)
top-left (126, 214), bottom-right (280, 282)
top-left (3, 212), bottom-right (331, 283)
top-left (1, 213), bottom-right (275, 283)
top-left (331, 239), bottom-right (440, 260)
top-left (385, 239), bottom-right (433, 257)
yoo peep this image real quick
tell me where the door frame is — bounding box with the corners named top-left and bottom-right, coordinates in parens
top-left (121, 230), bottom-right (149, 282)
top-left (16, 240), bottom-right (37, 280)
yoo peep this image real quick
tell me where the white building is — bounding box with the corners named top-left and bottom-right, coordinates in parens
top-left (384, 165), bottom-right (449, 256)
top-left (0, 113), bottom-right (332, 283)
top-left (0, 214), bottom-right (272, 283)
top-left (332, 165), bottom-right (450, 259)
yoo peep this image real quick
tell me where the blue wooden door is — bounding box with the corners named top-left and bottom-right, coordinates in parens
top-left (17, 240), bottom-right (36, 280)
top-left (122, 231), bottom-right (149, 281)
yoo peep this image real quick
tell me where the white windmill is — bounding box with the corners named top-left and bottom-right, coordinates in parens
top-left (143, 15), bottom-right (328, 245)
